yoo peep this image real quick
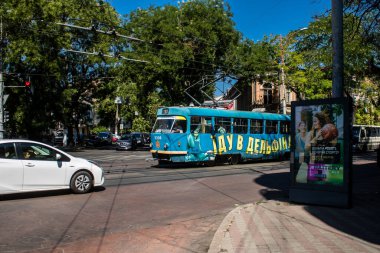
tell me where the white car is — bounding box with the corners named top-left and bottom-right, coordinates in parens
top-left (0, 139), bottom-right (104, 194)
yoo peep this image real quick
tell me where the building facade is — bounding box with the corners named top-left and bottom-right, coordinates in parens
top-left (235, 79), bottom-right (297, 114)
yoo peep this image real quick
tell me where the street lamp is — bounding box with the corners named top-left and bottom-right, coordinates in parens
top-left (114, 96), bottom-right (123, 135)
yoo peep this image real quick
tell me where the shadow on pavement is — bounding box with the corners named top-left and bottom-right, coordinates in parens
top-left (0, 189), bottom-right (72, 201)
top-left (0, 186), bottom-right (106, 201)
top-left (254, 162), bottom-right (380, 245)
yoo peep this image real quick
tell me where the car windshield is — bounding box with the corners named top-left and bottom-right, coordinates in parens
top-left (98, 132), bottom-right (109, 137)
top-left (120, 135), bottom-right (132, 141)
top-left (133, 133), bottom-right (141, 138)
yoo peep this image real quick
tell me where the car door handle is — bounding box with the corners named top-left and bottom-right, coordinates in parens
top-left (25, 163), bottom-right (35, 167)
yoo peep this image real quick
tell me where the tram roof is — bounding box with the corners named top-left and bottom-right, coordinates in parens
top-left (157, 106), bottom-right (290, 121)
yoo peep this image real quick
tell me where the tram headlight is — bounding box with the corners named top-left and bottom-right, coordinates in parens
top-left (164, 143), bottom-right (169, 150)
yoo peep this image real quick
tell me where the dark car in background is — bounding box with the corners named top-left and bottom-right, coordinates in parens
top-left (97, 132), bottom-right (113, 145)
top-left (85, 132), bottom-right (113, 147)
top-left (131, 132), bottom-right (150, 147)
top-left (116, 134), bottom-right (137, 150)
top-left (53, 131), bottom-right (65, 147)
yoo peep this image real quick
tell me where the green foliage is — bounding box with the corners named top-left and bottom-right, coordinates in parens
top-left (354, 108), bottom-right (372, 125)
top-left (121, 0), bottom-right (240, 106)
top-left (131, 116), bottom-right (151, 132)
top-left (2, 0), bottom-right (380, 138)
top-left (90, 126), bottom-right (108, 134)
top-left (1, 0), bottom-right (120, 139)
top-left (282, 8), bottom-right (379, 125)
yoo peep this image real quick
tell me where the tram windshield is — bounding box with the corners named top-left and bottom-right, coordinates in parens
top-left (152, 117), bottom-right (187, 133)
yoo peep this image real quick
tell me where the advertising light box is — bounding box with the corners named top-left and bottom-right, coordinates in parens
top-left (290, 98), bottom-right (352, 208)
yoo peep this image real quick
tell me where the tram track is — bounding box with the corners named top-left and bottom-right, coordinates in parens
top-left (101, 160), bottom-right (289, 175)
top-left (99, 151), bottom-right (377, 187)
top-left (101, 160), bottom-right (290, 186)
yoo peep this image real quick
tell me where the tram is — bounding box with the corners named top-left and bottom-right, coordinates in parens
top-left (150, 107), bottom-right (291, 164)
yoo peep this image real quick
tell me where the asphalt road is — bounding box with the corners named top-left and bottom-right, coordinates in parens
top-left (0, 149), bottom-right (376, 253)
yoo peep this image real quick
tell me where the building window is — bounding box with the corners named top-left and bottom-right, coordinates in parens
top-left (262, 83), bottom-right (273, 105)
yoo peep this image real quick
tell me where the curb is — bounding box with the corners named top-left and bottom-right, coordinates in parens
top-left (208, 203), bottom-right (254, 253)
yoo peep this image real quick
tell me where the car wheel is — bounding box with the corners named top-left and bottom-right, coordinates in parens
top-left (70, 171), bottom-right (93, 194)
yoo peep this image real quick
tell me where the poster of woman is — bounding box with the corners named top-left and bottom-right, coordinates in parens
top-left (294, 103), bottom-right (344, 186)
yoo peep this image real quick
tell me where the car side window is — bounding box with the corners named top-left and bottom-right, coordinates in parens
top-left (0, 143), bottom-right (17, 159)
top-left (20, 143), bottom-right (70, 162)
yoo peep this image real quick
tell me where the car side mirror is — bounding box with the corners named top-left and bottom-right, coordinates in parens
top-left (56, 153), bottom-right (62, 161)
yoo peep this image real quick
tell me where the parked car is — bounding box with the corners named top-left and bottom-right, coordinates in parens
top-left (131, 132), bottom-right (150, 147)
top-left (53, 131), bottom-right (65, 147)
top-left (0, 139), bottom-right (104, 194)
top-left (84, 134), bottom-right (99, 147)
top-left (97, 132), bottom-right (113, 145)
top-left (112, 134), bottom-right (120, 143)
top-left (116, 134), bottom-right (137, 151)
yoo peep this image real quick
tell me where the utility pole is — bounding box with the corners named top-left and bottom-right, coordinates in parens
top-left (0, 16), bottom-right (4, 139)
top-left (332, 0), bottom-right (343, 98)
top-left (114, 96), bottom-right (122, 136)
top-left (279, 35), bottom-right (286, 114)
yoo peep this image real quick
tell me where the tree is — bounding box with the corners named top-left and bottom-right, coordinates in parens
top-left (281, 5), bottom-right (379, 123)
top-left (96, 0), bottom-right (241, 131)
top-left (0, 0), bottom-right (120, 140)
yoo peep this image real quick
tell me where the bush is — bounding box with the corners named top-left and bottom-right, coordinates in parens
top-left (91, 126), bottom-right (109, 134)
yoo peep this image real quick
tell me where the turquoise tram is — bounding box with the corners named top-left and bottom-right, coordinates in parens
top-left (150, 107), bottom-right (291, 164)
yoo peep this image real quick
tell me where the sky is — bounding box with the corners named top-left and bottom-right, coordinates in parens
top-left (108, 0), bottom-right (331, 41)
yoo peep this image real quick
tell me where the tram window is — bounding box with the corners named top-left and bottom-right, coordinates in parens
top-left (280, 121), bottom-right (290, 134)
top-left (233, 118), bottom-right (248, 134)
top-left (250, 119), bottom-right (263, 134)
top-left (153, 118), bottom-right (174, 133)
top-left (190, 116), bottom-right (212, 133)
top-left (266, 120), bottom-right (278, 134)
top-left (172, 119), bottom-right (187, 133)
top-left (215, 117), bottom-right (231, 133)
top-left (203, 117), bottom-right (212, 133)
top-left (190, 117), bottom-right (201, 133)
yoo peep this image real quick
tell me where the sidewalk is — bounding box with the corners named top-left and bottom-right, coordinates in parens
top-left (208, 162), bottom-right (380, 253)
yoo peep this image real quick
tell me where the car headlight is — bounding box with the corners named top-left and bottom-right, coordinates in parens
top-left (88, 159), bottom-right (100, 166)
